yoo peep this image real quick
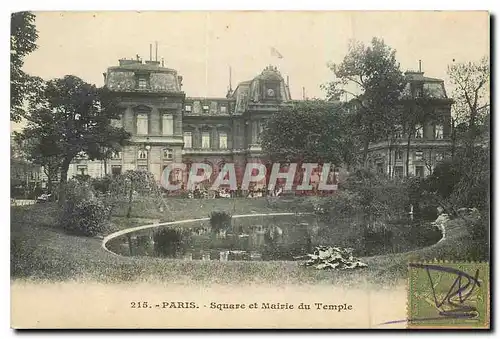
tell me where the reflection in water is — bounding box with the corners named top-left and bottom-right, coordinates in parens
top-left (105, 215), bottom-right (442, 261)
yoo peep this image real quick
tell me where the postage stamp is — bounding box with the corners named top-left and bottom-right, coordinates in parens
top-left (407, 262), bottom-right (490, 329)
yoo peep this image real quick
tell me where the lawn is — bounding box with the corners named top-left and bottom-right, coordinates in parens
top-left (10, 197), bottom-right (482, 286)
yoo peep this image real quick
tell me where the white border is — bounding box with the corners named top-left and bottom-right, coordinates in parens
top-left (3, 1), bottom-right (497, 337)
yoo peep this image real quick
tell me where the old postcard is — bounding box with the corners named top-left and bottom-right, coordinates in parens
top-left (10, 10), bottom-right (490, 329)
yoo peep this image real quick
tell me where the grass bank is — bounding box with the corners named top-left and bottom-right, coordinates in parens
top-left (11, 198), bottom-right (483, 286)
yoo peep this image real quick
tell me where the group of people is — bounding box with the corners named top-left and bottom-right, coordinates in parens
top-left (183, 185), bottom-right (285, 199)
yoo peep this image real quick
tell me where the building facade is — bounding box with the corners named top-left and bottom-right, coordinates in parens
top-left (68, 58), bottom-right (294, 186)
top-left (67, 58), bottom-right (453, 183)
top-left (365, 70), bottom-right (454, 178)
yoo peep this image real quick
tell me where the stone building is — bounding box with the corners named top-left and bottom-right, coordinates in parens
top-left (365, 70), bottom-right (454, 178)
top-left (67, 57), bottom-right (453, 184)
top-left (68, 58), bottom-right (295, 186)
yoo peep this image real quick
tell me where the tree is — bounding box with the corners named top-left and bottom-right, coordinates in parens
top-left (323, 38), bottom-right (407, 166)
top-left (400, 96), bottom-right (441, 177)
top-left (11, 12), bottom-right (38, 122)
top-left (447, 56), bottom-right (490, 156)
top-left (16, 75), bottom-right (131, 203)
top-left (12, 133), bottom-right (61, 194)
top-left (260, 100), bottom-right (356, 167)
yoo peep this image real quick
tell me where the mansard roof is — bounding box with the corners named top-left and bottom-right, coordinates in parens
top-left (402, 71), bottom-right (450, 99)
top-left (229, 66), bottom-right (292, 114)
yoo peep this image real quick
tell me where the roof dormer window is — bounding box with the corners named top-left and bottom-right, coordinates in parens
top-left (135, 73), bottom-right (150, 90)
top-left (138, 77), bottom-right (147, 89)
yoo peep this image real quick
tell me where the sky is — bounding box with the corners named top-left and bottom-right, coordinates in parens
top-left (14, 10), bottom-right (489, 129)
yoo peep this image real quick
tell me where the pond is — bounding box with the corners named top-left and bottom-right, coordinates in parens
top-left (104, 214), bottom-right (442, 261)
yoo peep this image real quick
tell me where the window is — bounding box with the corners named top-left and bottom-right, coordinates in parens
top-left (415, 150), bottom-right (423, 161)
top-left (219, 132), bottom-right (228, 149)
top-left (138, 77), bottom-right (147, 89)
top-left (136, 113), bottom-right (149, 135)
top-left (376, 163), bottom-right (384, 174)
top-left (202, 105), bottom-right (209, 113)
top-left (111, 165), bottom-right (122, 176)
top-left (415, 166), bottom-right (425, 178)
top-left (138, 149), bottom-right (148, 160)
top-left (77, 165), bottom-right (88, 176)
top-left (137, 165), bottom-right (148, 172)
top-left (415, 124), bottom-right (423, 139)
top-left (395, 150), bottom-right (403, 161)
top-left (415, 88), bottom-right (423, 98)
top-left (435, 124), bottom-right (444, 139)
top-left (202, 132), bottom-right (211, 149)
top-left (394, 124), bottom-right (403, 139)
top-left (220, 106), bottom-right (227, 113)
top-left (163, 148), bottom-right (173, 161)
top-left (394, 166), bottom-right (404, 178)
top-left (162, 114), bottom-right (174, 136)
top-left (111, 151), bottom-right (121, 160)
top-left (183, 132), bottom-right (192, 148)
top-left (75, 151), bottom-right (87, 159)
top-left (185, 105), bottom-right (192, 112)
top-left (435, 152), bottom-right (443, 162)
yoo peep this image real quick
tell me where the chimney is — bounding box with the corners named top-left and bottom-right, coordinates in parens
top-left (286, 76), bottom-right (289, 87)
top-left (155, 41), bottom-right (158, 62)
top-left (302, 87), bottom-right (305, 100)
top-left (419, 60), bottom-right (422, 72)
top-left (161, 58), bottom-right (164, 67)
top-left (149, 44), bottom-right (152, 61)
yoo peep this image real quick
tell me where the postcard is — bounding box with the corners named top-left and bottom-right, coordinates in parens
top-left (10, 10), bottom-right (490, 329)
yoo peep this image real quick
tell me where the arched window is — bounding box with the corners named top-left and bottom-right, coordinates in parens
top-left (138, 149), bottom-right (148, 160)
top-left (111, 151), bottom-right (121, 160)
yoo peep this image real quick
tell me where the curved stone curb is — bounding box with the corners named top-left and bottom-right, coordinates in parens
top-left (102, 212), bottom-right (311, 256)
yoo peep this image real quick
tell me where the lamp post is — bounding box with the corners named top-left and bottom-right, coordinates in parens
top-left (145, 144), bottom-right (151, 172)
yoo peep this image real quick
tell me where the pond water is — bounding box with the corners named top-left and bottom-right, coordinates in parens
top-left (105, 214), bottom-right (442, 261)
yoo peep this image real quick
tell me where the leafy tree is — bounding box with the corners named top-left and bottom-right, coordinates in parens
top-left (12, 133), bottom-right (61, 194)
top-left (16, 75), bottom-right (131, 203)
top-left (260, 100), bottom-right (356, 167)
top-left (11, 12), bottom-right (38, 122)
top-left (400, 96), bottom-right (441, 177)
top-left (323, 38), bottom-right (407, 166)
top-left (413, 145), bottom-right (489, 216)
top-left (447, 56), bottom-right (490, 156)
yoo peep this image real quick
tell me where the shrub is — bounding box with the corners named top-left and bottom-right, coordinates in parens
top-left (59, 180), bottom-right (111, 236)
top-left (92, 175), bottom-right (113, 194)
top-left (468, 210), bottom-right (490, 261)
top-left (209, 211), bottom-right (232, 233)
top-left (316, 190), bottom-right (363, 221)
top-left (422, 147), bottom-right (489, 212)
top-left (341, 169), bottom-right (409, 220)
top-left (153, 228), bottom-right (185, 257)
top-left (362, 222), bottom-right (393, 255)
